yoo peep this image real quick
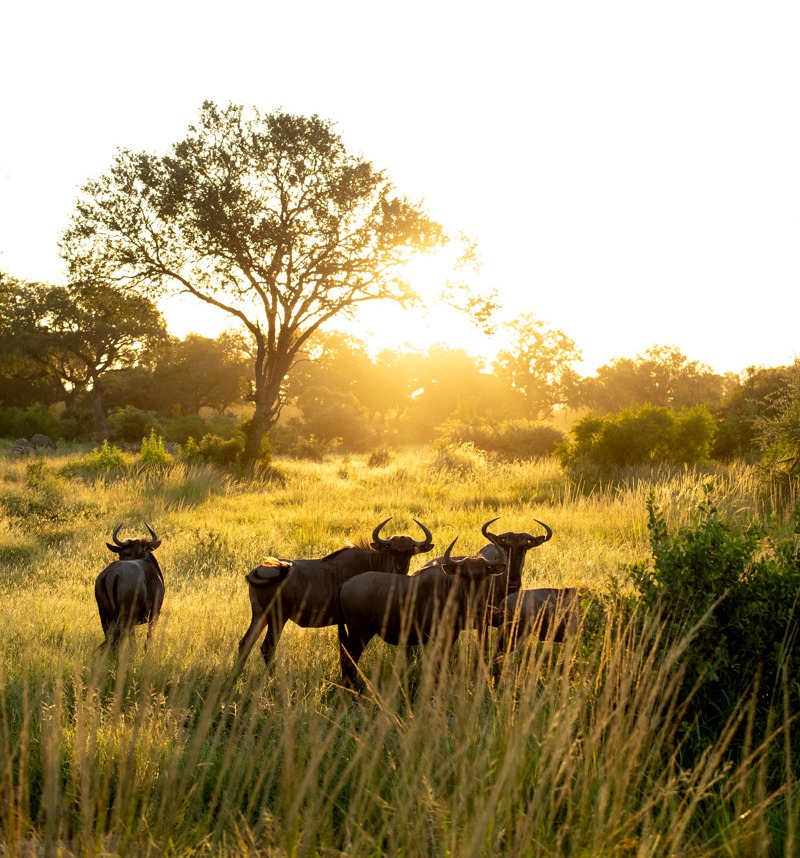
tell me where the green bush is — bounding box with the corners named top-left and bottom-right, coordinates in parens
top-left (106, 405), bottom-right (163, 443)
top-left (163, 412), bottom-right (239, 444)
top-left (629, 489), bottom-right (800, 765)
top-left (0, 404), bottom-right (61, 441)
top-left (61, 440), bottom-right (129, 478)
top-left (182, 433), bottom-right (244, 465)
top-left (558, 405), bottom-right (716, 468)
top-left (0, 461), bottom-right (87, 526)
top-left (139, 430), bottom-right (173, 468)
top-left (436, 418), bottom-right (563, 460)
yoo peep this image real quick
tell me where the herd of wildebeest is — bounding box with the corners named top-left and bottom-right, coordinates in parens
top-left (95, 517), bottom-right (590, 688)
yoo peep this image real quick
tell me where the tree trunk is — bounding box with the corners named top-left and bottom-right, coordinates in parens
top-left (92, 385), bottom-right (108, 440)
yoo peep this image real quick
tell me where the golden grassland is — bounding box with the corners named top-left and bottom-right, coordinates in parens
top-left (0, 445), bottom-right (797, 856)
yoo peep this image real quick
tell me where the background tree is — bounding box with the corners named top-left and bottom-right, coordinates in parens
top-left (62, 101), bottom-right (446, 461)
top-left (753, 359), bottom-right (800, 476)
top-left (3, 279), bottom-right (167, 437)
top-left (492, 314), bottom-right (582, 420)
top-left (0, 273), bottom-right (64, 408)
top-left (578, 345), bottom-right (729, 413)
top-left (711, 364), bottom-right (793, 460)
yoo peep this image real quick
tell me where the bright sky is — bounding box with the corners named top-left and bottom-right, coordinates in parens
top-left (2, 1), bottom-right (798, 376)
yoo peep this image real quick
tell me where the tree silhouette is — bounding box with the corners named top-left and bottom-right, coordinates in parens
top-left (62, 102), bottom-right (446, 460)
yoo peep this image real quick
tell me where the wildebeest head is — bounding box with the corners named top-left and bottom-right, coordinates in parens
top-left (370, 517), bottom-right (434, 573)
top-left (106, 523), bottom-right (162, 560)
top-left (480, 517), bottom-right (552, 553)
top-left (437, 536), bottom-right (508, 581)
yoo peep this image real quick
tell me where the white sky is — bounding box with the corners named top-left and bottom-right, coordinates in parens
top-left (1, 1), bottom-right (798, 375)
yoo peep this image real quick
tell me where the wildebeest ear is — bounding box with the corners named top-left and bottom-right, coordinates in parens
top-left (106, 542), bottom-right (122, 553)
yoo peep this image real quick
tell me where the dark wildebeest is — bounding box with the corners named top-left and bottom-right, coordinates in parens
top-left (337, 534), bottom-right (509, 690)
top-left (95, 523), bottom-right (165, 649)
top-left (478, 517), bottom-right (553, 594)
top-left (422, 517), bottom-right (553, 636)
top-left (236, 518), bottom-right (435, 669)
top-left (496, 587), bottom-right (592, 657)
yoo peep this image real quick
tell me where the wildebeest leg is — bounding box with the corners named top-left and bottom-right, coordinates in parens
top-left (259, 618), bottom-right (284, 666)
top-left (237, 610), bottom-right (269, 668)
top-left (339, 631), bottom-right (373, 690)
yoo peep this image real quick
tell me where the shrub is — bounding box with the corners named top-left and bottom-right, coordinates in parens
top-left (629, 488), bottom-right (800, 765)
top-left (0, 404), bottom-right (61, 441)
top-left (558, 405), bottom-right (716, 468)
top-left (163, 412), bottom-right (239, 444)
top-left (107, 406), bottom-right (163, 443)
top-left (290, 434), bottom-right (340, 461)
top-left (61, 440), bottom-right (129, 478)
top-left (188, 433), bottom-right (245, 465)
top-left (139, 430), bottom-right (173, 468)
top-left (429, 441), bottom-right (486, 476)
top-left (437, 418), bottom-right (563, 460)
top-left (1, 461), bottom-right (88, 526)
top-left (367, 446), bottom-right (393, 467)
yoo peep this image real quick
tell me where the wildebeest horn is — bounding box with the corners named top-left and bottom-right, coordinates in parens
top-left (534, 518), bottom-right (553, 542)
top-left (481, 517), bottom-right (501, 542)
top-left (145, 522), bottom-right (162, 548)
top-left (371, 517), bottom-right (393, 547)
top-left (442, 537), bottom-right (458, 562)
top-left (112, 524), bottom-right (126, 546)
top-left (412, 518), bottom-right (434, 548)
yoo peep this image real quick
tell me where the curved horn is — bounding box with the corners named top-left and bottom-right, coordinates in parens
top-left (442, 537), bottom-right (458, 563)
top-left (112, 524), bottom-right (126, 546)
top-left (145, 522), bottom-right (159, 542)
top-left (534, 518), bottom-right (553, 542)
top-left (481, 517), bottom-right (501, 542)
top-left (412, 518), bottom-right (434, 548)
top-left (371, 517), bottom-right (393, 547)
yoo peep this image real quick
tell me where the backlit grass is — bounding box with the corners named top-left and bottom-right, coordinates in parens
top-left (0, 448), bottom-right (797, 855)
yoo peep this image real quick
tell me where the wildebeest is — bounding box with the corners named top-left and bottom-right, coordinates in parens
top-left (478, 517), bottom-right (553, 593)
top-left (95, 523), bottom-right (165, 649)
top-left (236, 518), bottom-right (435, 669)
top-left (337, 534), bottom-right (508, 689)
top-left (496, 587), bottom-right (591, 655)
top-left (422, 517), bottom-right (553, 635)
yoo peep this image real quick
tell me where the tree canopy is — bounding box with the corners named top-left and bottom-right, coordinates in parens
top-left (61, 101), bottom-right (446, 460)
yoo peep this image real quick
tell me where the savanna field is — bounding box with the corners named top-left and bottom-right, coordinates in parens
top-left (1, 443), bottom-right (799, 857)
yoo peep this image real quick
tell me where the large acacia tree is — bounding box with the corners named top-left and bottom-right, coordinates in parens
top-left (61, 102), bottom-right (446, 460)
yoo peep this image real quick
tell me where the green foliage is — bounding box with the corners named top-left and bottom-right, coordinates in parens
top-left (63, 440), bottom-right (129, 477)
top-left (107, 405), bottom-right (163, 443)
top-left (181, 433), bottom-right (247, 466)
top-left (0, 404), bottom-right (61, 440)
top-left (0, 461), bottom-right (88, 528)
top-left (558, 404), bottom-right (716, 468)
top-left (289, 433), bottom-right (340, 462)
top-left (437, 418), bottom-right (563, 460)
top-left (163, 412), bottom-right (239, 444)
top-left (629, 488), bottom-right (800, 760)
top-left (754, 359), bottom-right (800, 477)
top-left (138, 430), bottom-right (173, 468)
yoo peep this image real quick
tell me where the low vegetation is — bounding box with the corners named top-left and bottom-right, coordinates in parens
top-left (0, 445), bottom-right (798, 855)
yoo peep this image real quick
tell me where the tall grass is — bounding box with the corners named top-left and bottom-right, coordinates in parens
top-left (0, 448), bottom-right (796, 855)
